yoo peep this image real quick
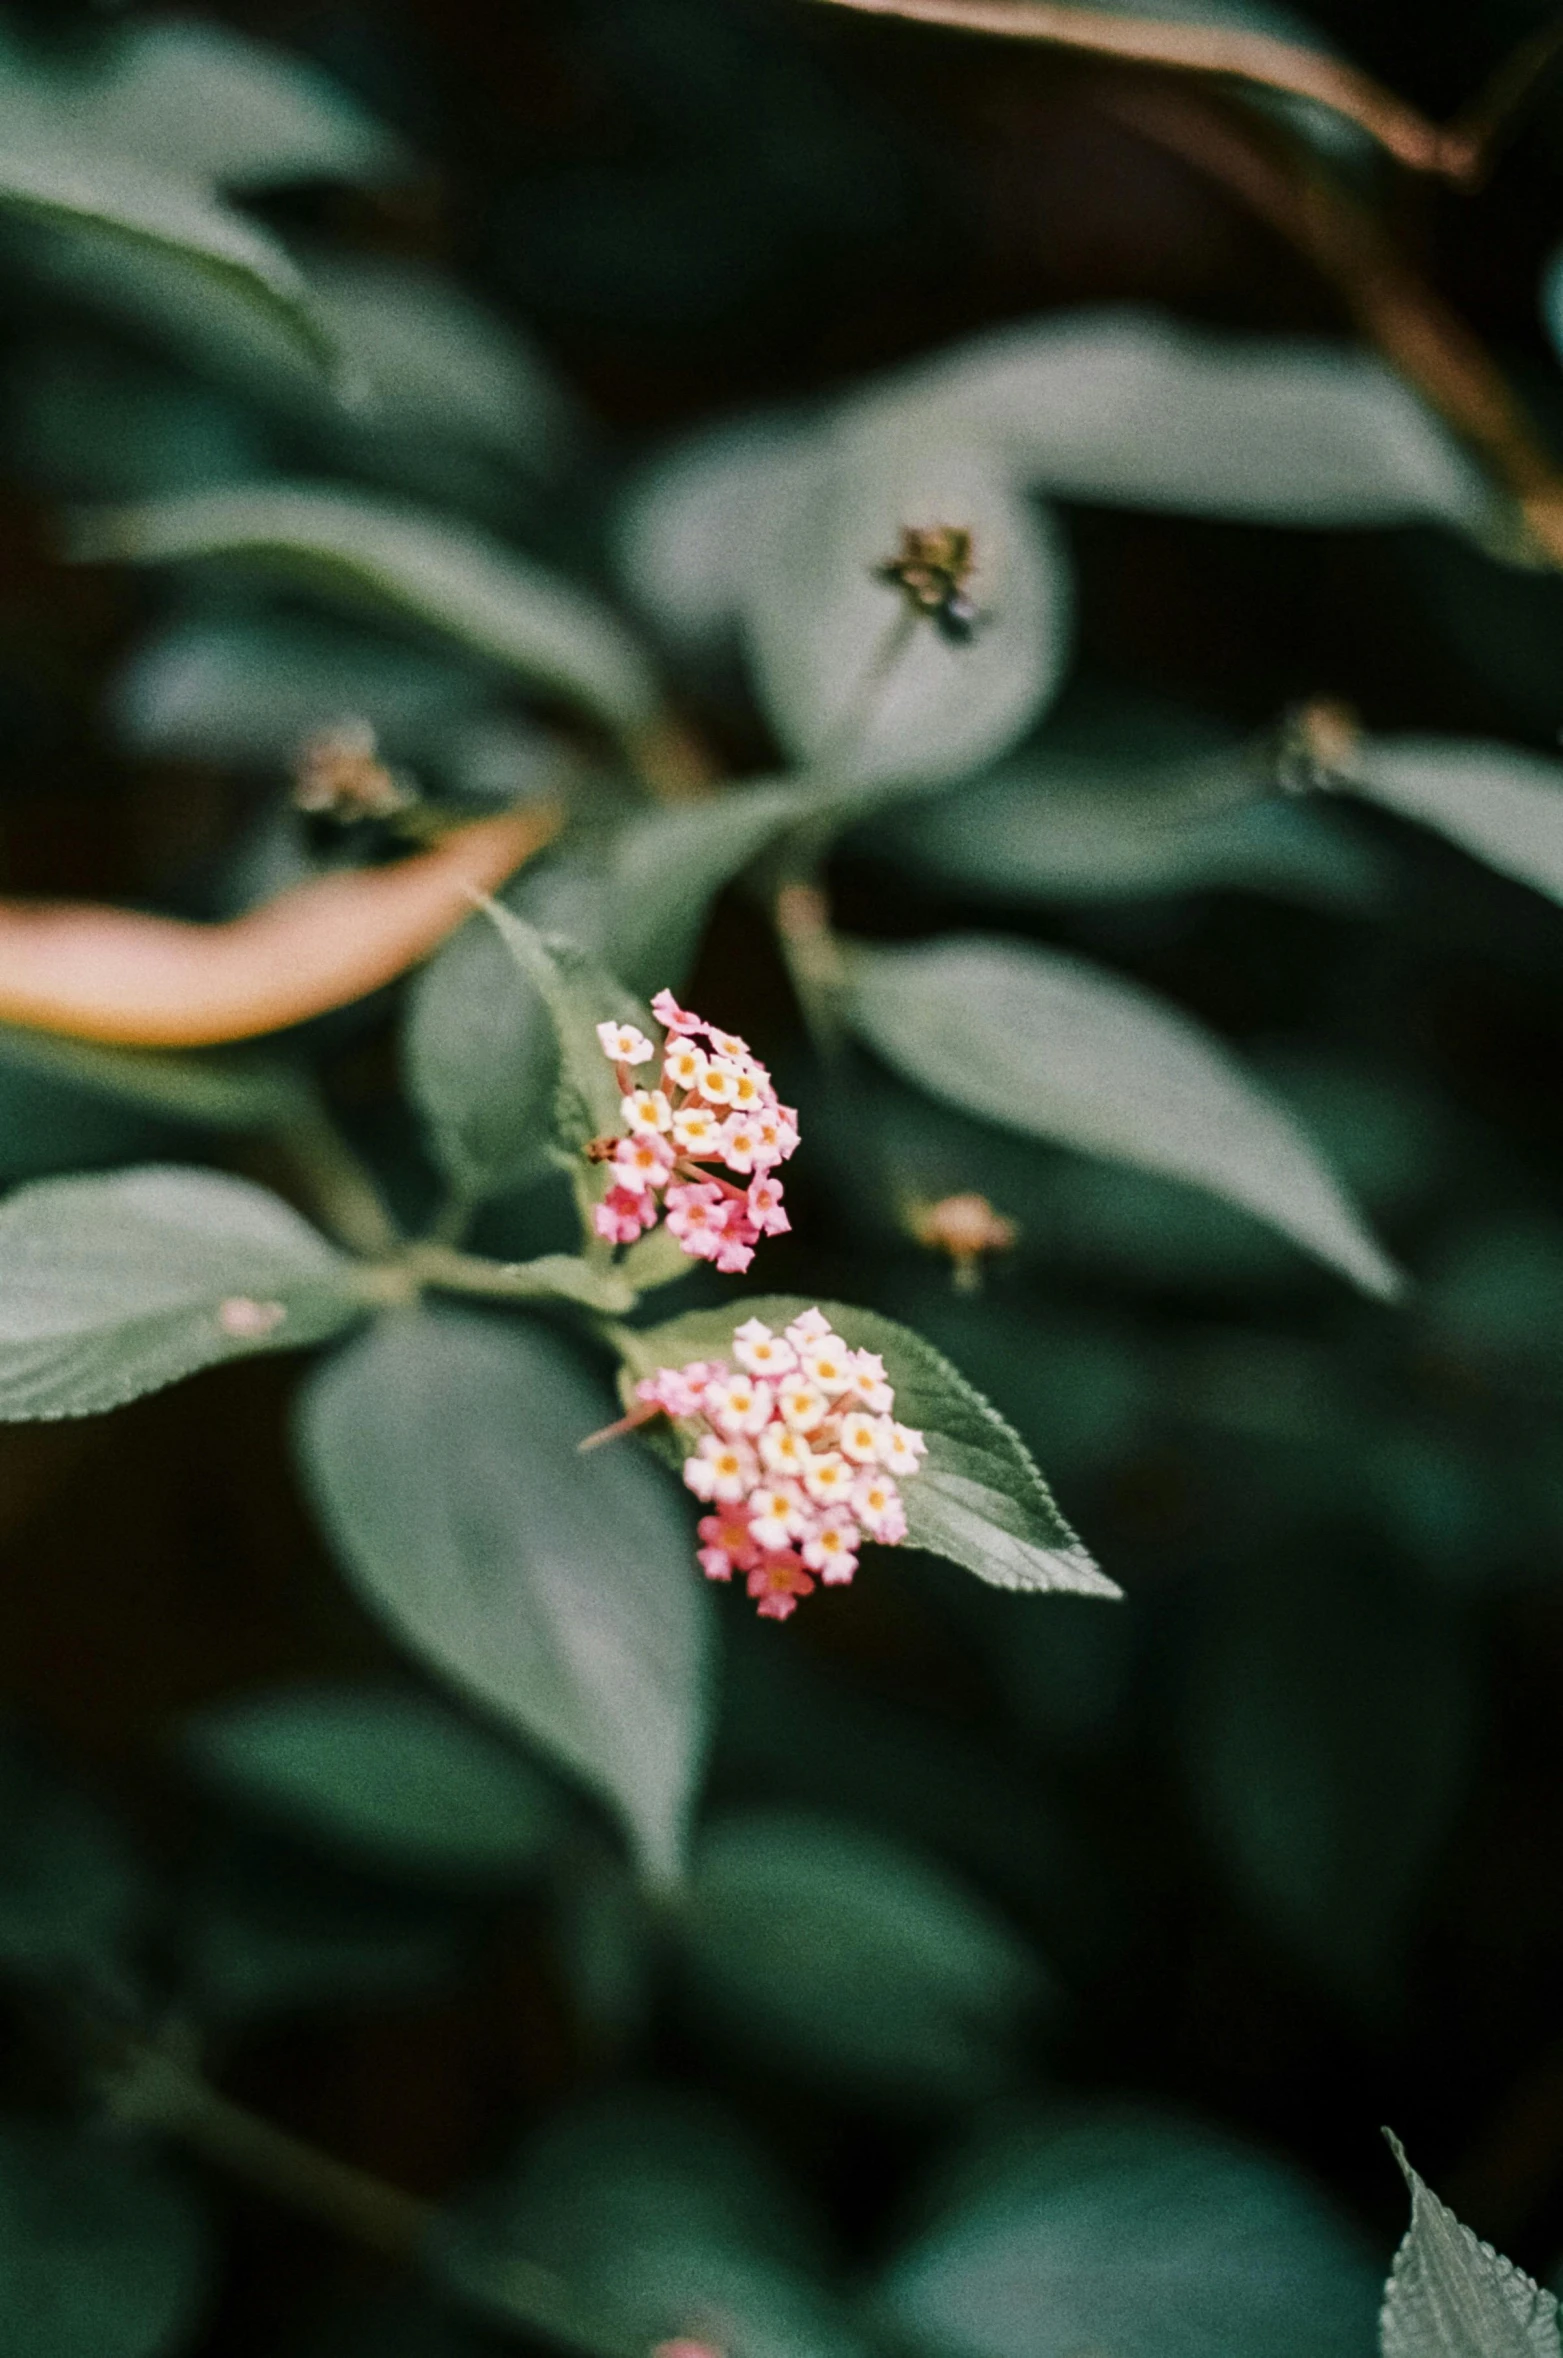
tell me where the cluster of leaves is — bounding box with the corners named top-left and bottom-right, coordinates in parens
top-left (4, 1), bottom-right (1563, 2352)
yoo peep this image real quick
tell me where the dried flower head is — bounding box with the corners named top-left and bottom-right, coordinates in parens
top-left (909, 1192), bottom-right (1017, 1292)
top-left (590, 995), bottom-right (798, 1274)
top-left (293, 721), bottom-right (417, 822)
top-left (633, 1311), bottom-right (925, 1619)
top-left (875, 524), bottom-right (981, 644)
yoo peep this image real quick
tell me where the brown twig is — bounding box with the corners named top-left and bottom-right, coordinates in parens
top-left (1087, 78), bottom-right (1563, 566)
top-left (805, 0), bottom-right (1478, 177)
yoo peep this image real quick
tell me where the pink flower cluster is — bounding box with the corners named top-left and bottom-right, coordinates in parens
top-left (590, 992), bottom-right (798, 1277)
top-left (636, 1309), bottom-right (926, 1620)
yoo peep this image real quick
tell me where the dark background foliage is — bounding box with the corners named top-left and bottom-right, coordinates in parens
top-left (7, 1), bottom-right (1563, 2350)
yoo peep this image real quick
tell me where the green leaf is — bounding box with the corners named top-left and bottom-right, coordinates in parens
top-left (0, 1025), bottom-right (310, 1132)
top-left (0, 2119), bottom-right (211, 2358)
top-left (178, 1834), bottom-right (467, 2025)
top-left (404, 907), bottom-right (559, 1202)
top-left (842, 935), bottom-right (1401, 1298)
top-left (870, 315), bottom-right (1490, 531)
top-left (886, 748), bottom-right (1384, 909)
top-left (0, 1166), bottom-right (370, 1421)
top-left (879, 2107), bottom-right (1382, 2358)
top-left (181, 1683), bottom-right (563, 1887)
top-left (112, 612), bottom-right (493, 770)
top-left (680, 1809), bottom-right (1044, 2100)
top-left (0, 17), bottom-right (404, 190)
top-left (618, 1295), bottom-right (1116, 1597)
top-left (1183, 1562), bottom-right (1472, 1995)
top-left (297, 1307), bottom-right (712, 1885)
top-left (475, 899), bottom-right (650, 1152)
top-left (741, 418), bottom-right (1072, 785)
top-left (70, 486), bottom-right (661, 738)
top-left (1380, 2130), bottom-right (1560, 2358)
top-left (436, 2089), bottom-right (867, 2358)
top-left (0, 1731), bottom-right (146, 1993)
top-left (0, 145), bottom-right (337, 380)
top-left (1329, 735), bottom-right (1563, 908)
top-left (616, 411), bottom-right (801, 650)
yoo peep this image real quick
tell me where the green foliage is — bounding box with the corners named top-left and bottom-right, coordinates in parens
top-left (404, 907), bottom-right (559, 1203)
top-left (619, 1295), bottom-right (1116, 1595)
top-left (1330, 735), bottom-right (1563, 907)
top-left (0, 1166), bottom-right (370, 1419)
top-left (841, 934), bottom-right (1402, 1297)
top-left (437, 2088), bottom-right (867, 2358)
top-left (1379, 2132), bottom-right (1561, 2357)
top-left (0, 1732), bottom-right (145, 1994)
top-left (0, 2120), bottom-right (210, 2358)
top-left (879, 2109), bottom-right (1384, 2358)
top-left (180, 1683), bottom-right (563, 1887)
top-left (298, 1308), bottom-right (712, 1886)
top-left (679, 1808), bottom-right (1043, 2098)
top-left (472, 900), bottom-right (650, 1152)
top-left (70, 486), bottom-right (661, 738)
top-left (1183, 1563), bottom-right (1472, 1995)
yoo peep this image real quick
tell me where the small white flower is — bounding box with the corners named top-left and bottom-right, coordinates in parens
top-left (672, 1103), bottom-right (724, 1155)
top-left (622, 1088), bottom-right (672, 1135)
top-left (803, 1451), bottom-right (854, 1506)
top-left (838, 1411), bottom-right (883, 1465)
top-left (845, 1351), bottom-right (894, 1414)
top-left (801, 1338), bottom-right (855, 1396)
top-left (597, 1020), bottom-right (655, 1065)
top-left (683, 1434), bottom-right (758, 1504)
top-left (786, 1307), bottom-right (834, 1347)
top-left (699, 1057), bottom-right (743, 1106)
top-left (703, 1373), bottom-right (773, 1438)
top-left (662, 1040), bottom-right (708, 1093)
top-left (732, 1319), bottom-right (798, 1379)
top-left (776, 1379), bottom-right (828, 1434)
top-left (759, 1425), bottom-right (816, 1480)
top-left (748, 1482), bottom-right (807, 1550)
top-left (878, 1420), bottom-right (927, 1475)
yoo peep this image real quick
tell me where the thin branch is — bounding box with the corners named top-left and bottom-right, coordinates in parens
top-left (1086, 78), bottom-right (1563, 566)
top-left (804, 0), bottom-right (1478, 178)
top-left (1454, 10), bottom-right (1563, 181)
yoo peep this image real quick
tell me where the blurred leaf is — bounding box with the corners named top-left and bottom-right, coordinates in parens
top-left (0, 1027), bottom-right (310, 1131)
top-left (298, 1307), bottom-right (711, 1885)
top-left (1380, 2130), bottom-right (1560, 2357)
top-left (0, 146), bottom-right (336, 379)
top-left (620, 1295), bottom-right (1117, 1597)
top-left (741, 419), bottom-right (1072, 785)
top-left (179, 1833), bottom-right (467, 2025)
top-left (1184, 1563), bottom-right (1472, 1993)
top-left (405, 908), bottom-right (559, 1202)
top-left (680, 1809), bottom-right (1043, 2099)
top-left (311, 253), bottom-right (579, 480)
top-left (0, 18), bottom-right (404, 190)
top-left (868, 315), bottom-right (1489, 530)
top-left (1427, 1218), bottom-right (1563, 1383)
top-left (292, 2287), bottom-right (492, 2358)
top-left (476, 901), bottom-right (649, 1153)
top-left (1332, 736), bottom-right (1563, 907)
top-left (879, 2107), bottom-right (1382, 2358)
top-left (0, 1730), bottom-right (145, 1993)
top-left (181, 1683), bottom-right (563, 1887)
top-left (111, 612), bottom-right (493, 770)
top-left (71, 487), bottom-right (661, 738)
top-left (0, 1166), bottom-right (369, 1421)
top-left (5, 337), bottom-right (266, 503)
top-left (888, 755), bottom-right (1383, 909)
top-left (842, 935), bottom-right (1401, 1298)
top-left (437, 2088), bottom-right (866, 2358)
top-left (0, 2119), bottom-right (211, 2358)
top-left (617, 412), bottom-right (800, 650)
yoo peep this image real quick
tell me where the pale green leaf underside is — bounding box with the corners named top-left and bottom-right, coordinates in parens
top-left (0, 1165), bottom-right (366, 1420)
top-left (0, 145), bottom-right (336, 378)
top-left (297, 1308), bottom-right (711, 1886)
top-left (1334, 736), bottom-right (1563, 909)
top-left (0, 2120), bottom-right (211, 2358)
top-left (842, 936), bottom-right (1401, 1300)
top-left (476, 899), bottom-right (650, 1151)
top-left (1379, 2132), bottom-right (1561, 2358)
top-left (619, 1294), bottom-right (1116, 1598)
top-left (70, 485), bottom-right (660, 735)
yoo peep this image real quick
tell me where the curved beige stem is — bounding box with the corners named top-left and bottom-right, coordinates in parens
top-left (0, 803), bottom-right (559, 1046)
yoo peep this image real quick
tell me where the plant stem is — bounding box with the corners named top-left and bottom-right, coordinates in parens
top-left (106, 2043), bottom-right (430, 2262)
top-left (281, 1103), bottom-right (402, 1259)
top-left (1089, 78), bottom-right (1563, 565)
top-left (805, 0), bottom-right (1478, 177)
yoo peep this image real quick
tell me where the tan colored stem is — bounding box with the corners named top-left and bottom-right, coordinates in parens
top-left (0, 803), bottom-right (559, 1047)
top-left (1091, 81), bottom-right (1563, 566)
top-left (805, 0), bottom-right (1477, 177)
